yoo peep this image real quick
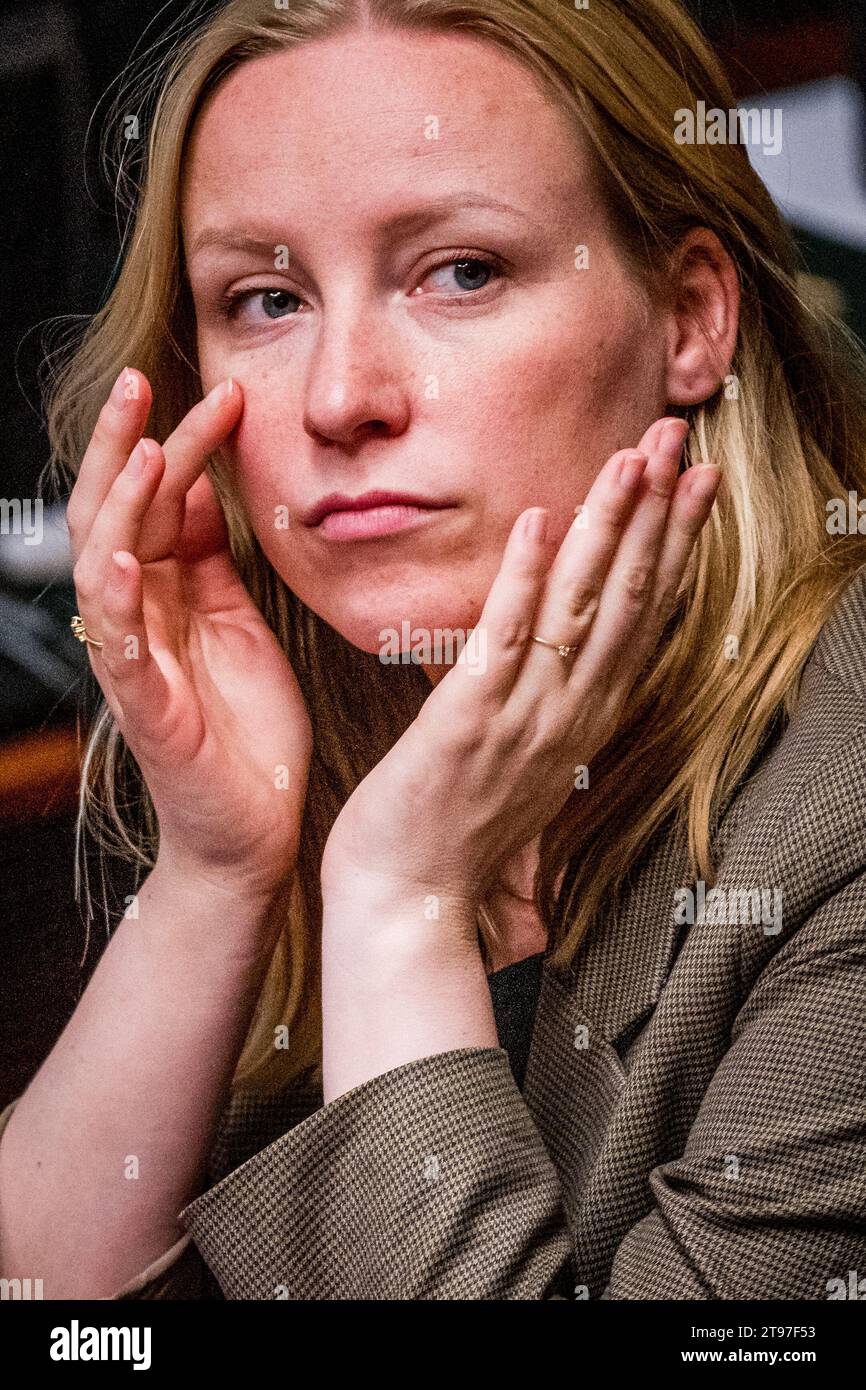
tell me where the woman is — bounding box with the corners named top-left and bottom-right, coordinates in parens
top-left (1, 0), bottom-right (865, 1301)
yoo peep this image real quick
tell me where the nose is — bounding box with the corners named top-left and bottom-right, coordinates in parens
top-left (302, 288), bottom-right (411, 448)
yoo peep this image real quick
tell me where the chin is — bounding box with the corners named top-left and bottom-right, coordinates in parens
top-left (312, 587), bottom-right (485, 661)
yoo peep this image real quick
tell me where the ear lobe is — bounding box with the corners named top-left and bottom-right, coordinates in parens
top-left (663, 228), bottom-right (740, 407)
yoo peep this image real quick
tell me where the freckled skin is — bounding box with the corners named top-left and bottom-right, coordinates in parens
top-left (180, 27), bottom-right (671, 654)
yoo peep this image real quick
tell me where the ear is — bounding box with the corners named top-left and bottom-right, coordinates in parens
top-left (662, 227), bottom-right (740, 406)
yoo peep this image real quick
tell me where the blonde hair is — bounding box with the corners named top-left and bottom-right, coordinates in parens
top-left (42, 0), bottom-right (866, 1094)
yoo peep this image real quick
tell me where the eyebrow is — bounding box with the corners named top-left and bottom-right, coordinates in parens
top-left (187, 193), bottom-right (540, 259)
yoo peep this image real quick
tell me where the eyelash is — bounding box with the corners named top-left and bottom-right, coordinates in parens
top-left (216, 250), bottom-right (507, 321)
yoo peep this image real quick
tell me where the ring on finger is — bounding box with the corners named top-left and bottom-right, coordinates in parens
top-left (531, 633), bottom-right (582, 660)
top-left (71, 614), bottom-right (104, 649)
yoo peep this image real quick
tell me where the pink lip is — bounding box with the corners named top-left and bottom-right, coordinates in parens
top-left (305, 489), bottom-right (457, 541)
top-left (317, 502), bottom-right (453, 541)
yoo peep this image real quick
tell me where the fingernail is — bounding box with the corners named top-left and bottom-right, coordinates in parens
top-left (662, 419), bottom-right (688, 451)
top-left (206, 378), bottom-right (234, 409)
top-left (688, 463), bottom-right (721, 500)
top-left (109, 367), bottom-right (133, 411)
top-left (125, 439), bottom-right (155, 476)
top-left (523, 508), bottom-right (547, 544)
top-left (110, 550), bottom-right (128, 589)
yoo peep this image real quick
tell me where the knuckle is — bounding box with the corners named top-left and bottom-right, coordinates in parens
top-left (563, 582), bottom-right (600, 628)
top-left (65, 495), bottom-right (83, 539)
top-left (71, 557), bottom-right (97, 601)
top-left (499, 711), bottom-right (533, 757)
top-left (527, 704), bottom-right (566, 749)
top-left (441, 714), bottom-right (485, 760)
top-left (621, 563), bottom-right (653, 604)
top-left (646, 475), bottom-right (675, 502)
top-left (496, 614), bottom-right (532, 657)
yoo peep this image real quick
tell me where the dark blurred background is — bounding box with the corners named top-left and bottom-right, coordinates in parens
top-left (1, 0), bottom-right (865, 1106)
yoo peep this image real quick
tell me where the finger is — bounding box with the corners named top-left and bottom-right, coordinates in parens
top-left (518, 446), bottom-right (649, 678)
top-left (443, 506), bottom-right (550, 704)
top-left (566, 417), bottom-right (690, 686)
top-left (618, 462), bottom-right (721, 685)
top-left (71, 435), bottom-right (165, 683)
top-left (95, 550), bottom-right (175, 738)
top-left (514, 415), bottom-right (686, 686)
top-left (133, 379), bottom-right (242, 564)
top-left (441, 418), bottom-right (685, 707)
top-left (72, 438), bottom-right (166, 596)
top-left (66, 368), bottom-right (152, 561)
top-left (177, 471), bottom-right (231, 565)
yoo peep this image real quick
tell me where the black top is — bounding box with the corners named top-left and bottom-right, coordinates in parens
top-left (486, 951), bottom-right (546, 1089)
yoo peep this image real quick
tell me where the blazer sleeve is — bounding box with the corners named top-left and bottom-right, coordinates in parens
top-left (601, 868), bottom-right (866, 1299)
top-left (178, 869), bottom-right (866, 1300)
top-left (177, 1045), bottom-right (576, 1299)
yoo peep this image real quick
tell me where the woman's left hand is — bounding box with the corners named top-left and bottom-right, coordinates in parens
top-left (321, 414), bottom-right (719, 951)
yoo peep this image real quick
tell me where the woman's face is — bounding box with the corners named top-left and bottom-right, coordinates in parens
top-left (181, 27), bottom-right (672, 655)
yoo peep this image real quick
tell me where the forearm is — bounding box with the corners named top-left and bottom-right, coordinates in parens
top-left (0, 859), bottom-right (281, 1298)
top-left (321, 894), bottom-right (498, 1103)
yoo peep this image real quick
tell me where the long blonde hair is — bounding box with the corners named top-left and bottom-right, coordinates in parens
top-left (42, 0), bottom-right (866, 1093)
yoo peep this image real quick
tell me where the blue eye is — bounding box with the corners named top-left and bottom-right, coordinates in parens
top-left (423, 255), bottom-right (502, 295)
top-left (439, 259), bottom-right (493, 291)
top-left (219, 252), bottom-right (504, 325)
top-left (221, 288), bottom-right (300, 321)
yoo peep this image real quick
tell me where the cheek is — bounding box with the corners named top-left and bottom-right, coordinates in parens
top-left (481, 296), bottom-right (658, 534)
top-left (464, 326), bottom-right (604, 538)
top-left (221, 381), bottom-right (296, 518)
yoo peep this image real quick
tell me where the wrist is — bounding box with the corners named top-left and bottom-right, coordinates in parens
top-left (153, 845), bottom-right (290, 912)
top-left (140, 856), bottom-right (285, 958)
top-left (322, 877), bottom-right (481, 966)
top-left (320, 893), bottom-right (493, 1102)
top-left (321, 859), bottom-right (479, 917)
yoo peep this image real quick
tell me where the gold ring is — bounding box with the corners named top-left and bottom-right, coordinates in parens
top-left (532, 634), bottom-right (580, 659)
top-left (71, 615), bottom-right (103, 650)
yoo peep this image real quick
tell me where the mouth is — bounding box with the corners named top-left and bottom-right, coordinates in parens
top-left (304, 489), bottom-right (458, 541)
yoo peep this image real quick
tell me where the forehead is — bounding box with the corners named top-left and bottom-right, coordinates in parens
top-left (180, 28), bottom-right (589, 240)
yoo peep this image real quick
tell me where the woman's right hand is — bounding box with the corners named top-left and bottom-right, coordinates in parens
top-left (67, 367), bottom-right (313, 907)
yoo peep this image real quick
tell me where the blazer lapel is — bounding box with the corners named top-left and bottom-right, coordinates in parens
top-left (520, 816), bottom-right (691, 1253)
top-left (542, 813), bottom-right (692, 1050)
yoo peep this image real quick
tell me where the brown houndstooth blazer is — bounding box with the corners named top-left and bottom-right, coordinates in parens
top-left (4, 566), bottom-right (866, 1300)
